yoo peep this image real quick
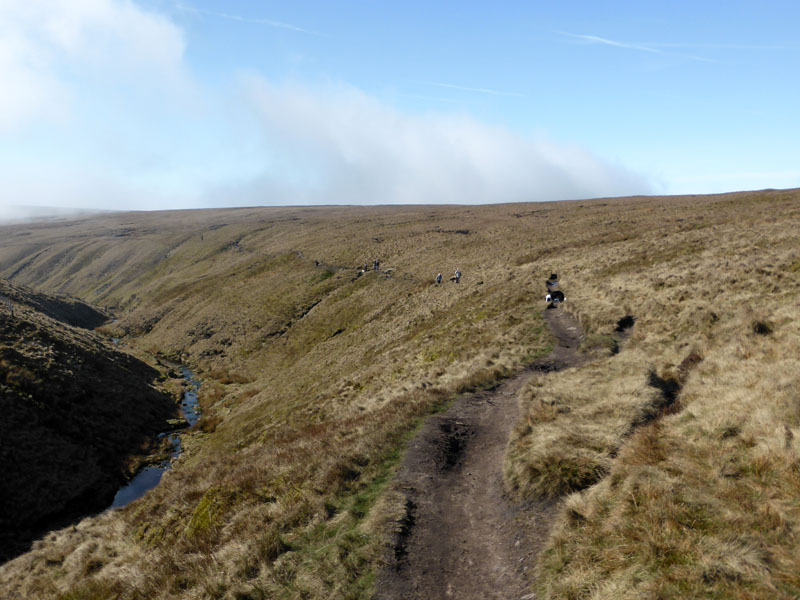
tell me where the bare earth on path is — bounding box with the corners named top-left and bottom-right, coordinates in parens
top-left (376, 308), bottom-right (587, 600)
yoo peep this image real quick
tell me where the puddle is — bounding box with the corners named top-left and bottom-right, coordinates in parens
top-left (107, 366), bottom-right (201, 509)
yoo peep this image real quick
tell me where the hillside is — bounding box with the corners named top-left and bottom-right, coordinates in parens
top-left (0, 279), bottom-right (176, 562)
top-left (0, 190), bottom-right (799, 599)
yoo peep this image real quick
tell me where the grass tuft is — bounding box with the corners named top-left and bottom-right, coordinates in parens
top-left (3, 191), bottom-right (800, 599)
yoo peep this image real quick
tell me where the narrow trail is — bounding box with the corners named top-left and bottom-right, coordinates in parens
top-left (376, 308), bottom-right (587, 600)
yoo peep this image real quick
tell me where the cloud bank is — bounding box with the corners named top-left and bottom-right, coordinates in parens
top-left (216, 77), bottom-right (652, 205)
top-left (0, 204), bottom-right (106, 224)
top-left (0, 0), bottom-right (187, 131)
top-left (0, 1), bottom-right (653, 214)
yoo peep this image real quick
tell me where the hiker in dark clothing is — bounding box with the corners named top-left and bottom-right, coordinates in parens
top-left (436, 273), bottom-right (443, 284)
top-left (545, 273), bottom-right (565, 307)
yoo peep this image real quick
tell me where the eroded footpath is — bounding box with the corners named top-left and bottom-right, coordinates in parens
top-left (376, 308), bottom-right (586, 600)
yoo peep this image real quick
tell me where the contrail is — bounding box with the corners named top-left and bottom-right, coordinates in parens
top-left (558, 31), bottom-right (717, 63)
top-left (175, 2), bottom-right (323, 36)
top-left (417, 81), bottom-right (524, 97)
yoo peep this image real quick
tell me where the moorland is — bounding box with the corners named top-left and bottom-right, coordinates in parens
top-left (0, 189), bottom-right (799, 599)
top-left (0, 279), bottom-right (176, 562)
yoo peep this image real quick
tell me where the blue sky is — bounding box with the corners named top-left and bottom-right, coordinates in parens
top-left (1, 0), bottom-right (799, 217)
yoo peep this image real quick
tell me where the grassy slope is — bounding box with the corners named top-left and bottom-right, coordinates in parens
top-left (504, 190), bottom-right (800, 598)
top-left (0, 205), bottom-right (553, 599)
top-left (0, 191), bottom-right (798, 599)
top-left (0, 280), bottom-right (176, 562)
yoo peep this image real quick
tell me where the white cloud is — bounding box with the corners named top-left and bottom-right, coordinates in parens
top-left (0, 0), bottom-right (199, 214)
top-left (0, 204), bottom-right (106, 224)
top-left (0, 157), bottom-right (193, 216)
top-left (0, 0), bottom-right (187, 131)
top-left (216, 77), bottom-right (652, 205)
top-left (0, 4), bottom-right (654, 212)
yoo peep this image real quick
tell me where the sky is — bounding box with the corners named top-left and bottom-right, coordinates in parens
top-left (1, 0), bottom-right (799, 218)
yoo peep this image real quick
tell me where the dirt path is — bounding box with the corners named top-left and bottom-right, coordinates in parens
top-left (375, 308), bottom-right (587, 600)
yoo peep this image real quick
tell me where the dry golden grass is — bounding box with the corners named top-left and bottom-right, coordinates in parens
top-left (504, 190), bottom-right (800, 598)
top-left (1, 189), bottom-right (800, 598)
top-left (0, 280), bottom-right (176, 563)
top-left (505, 356), bottom-right (657, 499)
top-left (0, 204), bottom-right (553, 598)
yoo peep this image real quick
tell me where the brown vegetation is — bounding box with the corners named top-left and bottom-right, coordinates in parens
top-left (505, 189), bottom-right (800, 598)
top-left (0, 203), bottom-right (551, 599)
top-left (0, 280), bottom-right (176, 562)
top-left (0, 189), bottom-right (799, 598)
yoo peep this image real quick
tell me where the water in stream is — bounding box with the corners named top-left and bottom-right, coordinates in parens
top-left (107, 366), bottom-right (201, 509)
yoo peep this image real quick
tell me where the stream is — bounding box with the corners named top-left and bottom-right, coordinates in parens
top-left (107, 366), bottom-right (201, 509)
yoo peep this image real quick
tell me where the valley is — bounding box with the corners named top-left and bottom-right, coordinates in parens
top-left (0, 280), bottom-right (177, 563)
top-left (1, 190), bottom-right (799, 598)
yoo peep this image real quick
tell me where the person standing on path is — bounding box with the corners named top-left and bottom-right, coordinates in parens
top-left (545, 273), bottom-right (565, 307)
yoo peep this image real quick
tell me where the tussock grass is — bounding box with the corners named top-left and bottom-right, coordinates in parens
top-left (2, 190), bottom-right (800, 597)
top-left (505, 354), bottom-right (657, 499)
top-left (503, 190), bottom-right (800, 598)
top-left (537, 324), bottom-right (800, 597)
top-left (0, 203), bottom-right (558, 597)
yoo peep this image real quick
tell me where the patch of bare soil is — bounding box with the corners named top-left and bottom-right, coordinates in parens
top-left (375, 308), bottom-right (587, 600)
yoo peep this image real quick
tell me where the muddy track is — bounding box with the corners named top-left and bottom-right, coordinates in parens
top-left (375, 308), bottom-right (587, 600)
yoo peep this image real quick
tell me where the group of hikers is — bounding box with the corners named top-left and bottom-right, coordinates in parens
top-left (361, 260), bottom-right (462, 285)
top-left (361, 260), bottom-right (381, 273)
top-left (360, 260), bottom-right (563, 307)
top-left (435, 269), bottom-right (462, 284)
